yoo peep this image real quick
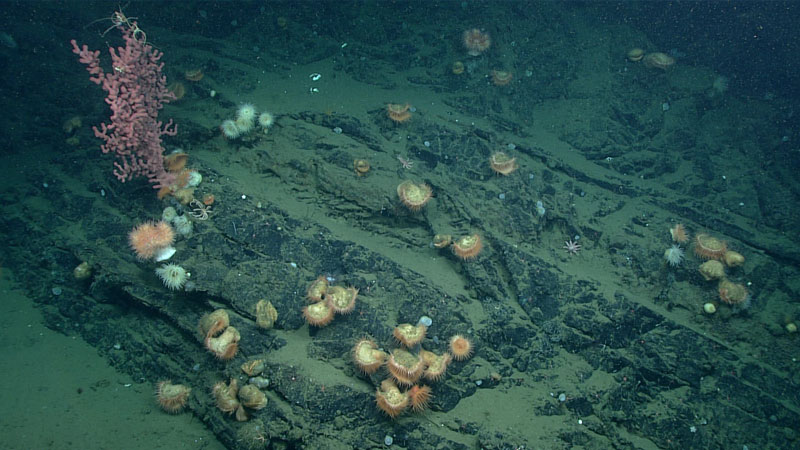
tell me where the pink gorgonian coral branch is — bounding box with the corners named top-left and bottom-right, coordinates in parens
top-left (71, 21), bottom-right (176, 188)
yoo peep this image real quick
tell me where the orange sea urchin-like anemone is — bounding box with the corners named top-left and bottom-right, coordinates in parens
top-left (489, 152), bottom-right (518, 175)
top-left (723, 250), bottom-right (745, 267)
top-left (407, 385), bottom-right (433, 412)
top-left (167, 81), bottom-right (186, 100)
top-left (354, 159), bottom-right (371, 177)
top-left (205, 326), bottom-right (240, 360)
top-left (198, 309), bottom-right (230, 339)
top-left (325, 285), bottom-right (358, 314)
top-left (164, 152), bottom-right (189, 173)
top-left (376, 379), bottom-right (409, 419)
top-left (240, 359), bottom-right (266, 377)
top-left (156, 381), bottom-right (191, 414)
top-left (184, 68), bottom-right (204, 82)
top-left (462, 28), bottom-right (491, 56)
top-left (643, 52), bottom-right (675, 70)
top-left (387, 349), bottom-right (425, 386)
top-left (451, 234), bottom-right (482, 260)
top-left (670, 223), bottom-right (689, 244)
top-left (387, 103), bottom-right (412, 123)
top-left (303, 301), bottom-right (335, 327)
top-left (449, 334), bottom-right (473, 361)
top-left (397, 180), bottom-right (433, 211)
top-left (627, 48), bottom-right (645, 62)
top-left (212, 379), bottom-right (240, 416)
top-left (352, 338), bottom-right (387, 374)
top-left (491, 70), bottom-right (513, 86)
top-left (718, 279), bottom-right (749, 306)
top-left (129, 221), bottom-right (175, 261)
top-left (393, 323), bottom-right (427, 348)
top-left (432, 234), bottom-right (452, 249)
top-left (694, 233), bottom-right (727, 260)
top-left (421, 350), bottom-right (451, 382)
top-left (238, 384), bottom-right (268, 410)
top-left (306, 276), bottom-right (329, 302)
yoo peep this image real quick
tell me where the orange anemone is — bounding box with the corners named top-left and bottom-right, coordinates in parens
top-left (375, 379), bottom-right (409, 419)
top-left (387, 349), bottom-right (425, 386)
top-left (451, 234), bottom-right (482, 260)
top-left (354, 159), bottom-right (370, 176)
top-left (407, 385), bottom-right (433, 412)
top-left (306, 276), bottom-right (329, 302)
top-left (167, 82), bottom-right (186, 101)
top-left (325, 286), bottom-right (358, 314)
top-left (205, 327), bottom-right (240, 360)
top-left (397, 180), bottom-right (433, 211)
top-left (432, 234), bottom-right (452, 249)
top-left (164, 152), bottom-right (189, 173)
top-left (421, 350), bottom-right (451, 382)
top-left (489, 152), bottom-right (518, 175)
top-left (643, 52), bottom-right (675, 70)
top-left (352, 339), bottom-right (387, 374)
top-left (303, 301), bottom-right (335, 327)
top-left (718, 280), bottom-right (748, 306)
top-left (670, 224), bottom-right (689, 244)
top-left (393, 323), bottom-right (427, 347)
top-left (694, 233), bottom-right (727, 260)
top-left (449, 334), bottom-right (473, 361)
top-left (387, 103), bottom-right (412, 123)
top-left (185, 68), bottom-right (204, 81)
top-left (156, 381), bottom-right (191, 413)
top-left (491, 70), bottom-right (513, 86)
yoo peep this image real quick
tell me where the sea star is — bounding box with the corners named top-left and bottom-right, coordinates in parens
top-left (563, 240), bottom-right (581, 255)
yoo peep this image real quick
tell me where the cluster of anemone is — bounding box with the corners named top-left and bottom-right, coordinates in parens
top-left (212, 377), bottom-right (268, 422)
top-left (198, 309), bottom-right (240, 360)
top-left (128, 219), bottom-right (191, 291)
top-left (302, 276), bottom-right (358, 327)
top-left (432, 233), bottom-right (484, 261)
top-left (692, 231), bottom-right (748, 308)
top-left (352, 321), bottom-right (474, 419)
top-left (220, 103), bottom-right (275, 139)
top-left (386, 103), bottom-right (412, 123)
top-left (155, 151), bottom-right (205, 205)
top-left (666, 224), bottom-right (749, 310)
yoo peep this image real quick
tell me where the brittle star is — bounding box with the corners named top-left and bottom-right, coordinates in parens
top-left (397, 156), bottom-right (414, 169)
